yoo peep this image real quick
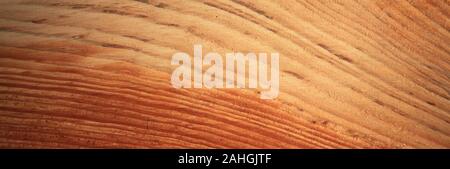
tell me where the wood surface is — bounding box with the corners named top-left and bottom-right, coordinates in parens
top-left (0, 0), bottom-right (449, 148)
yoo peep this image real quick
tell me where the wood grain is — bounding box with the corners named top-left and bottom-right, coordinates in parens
top-left (0, 0), bottom-right (448, 148)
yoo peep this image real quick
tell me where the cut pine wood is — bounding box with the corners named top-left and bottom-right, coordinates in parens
top-left (0, 0), bottom-right (448, 148)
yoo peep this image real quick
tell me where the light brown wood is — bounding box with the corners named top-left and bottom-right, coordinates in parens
top-left (0, 0), bottom-right (448, 148)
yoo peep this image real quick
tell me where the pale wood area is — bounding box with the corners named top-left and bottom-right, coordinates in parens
top-left (0, 0), bottom-right (448, 148)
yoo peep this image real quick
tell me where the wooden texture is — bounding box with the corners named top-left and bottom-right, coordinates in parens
top-left (0, 0), bottom-right (448, 148)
